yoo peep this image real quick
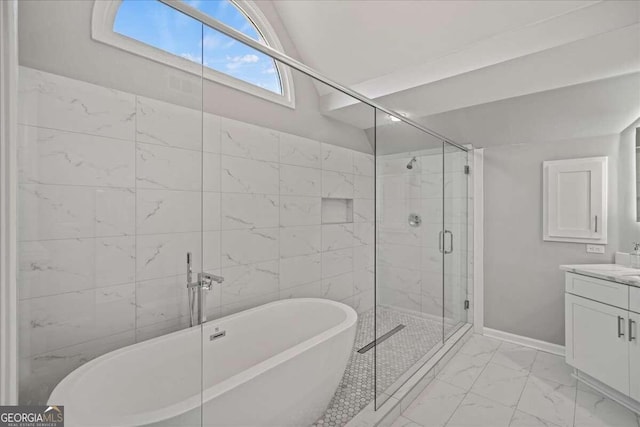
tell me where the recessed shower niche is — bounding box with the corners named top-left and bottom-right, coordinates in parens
top-left (321, 198), bottom-right (354, 224)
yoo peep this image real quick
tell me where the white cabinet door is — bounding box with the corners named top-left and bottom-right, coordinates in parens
top-left (629, 311), bottom-right (640, 401)
top-left (544, 157), bottom-right (607, 243)
top-left (565, 294), bottom-right (629, 394)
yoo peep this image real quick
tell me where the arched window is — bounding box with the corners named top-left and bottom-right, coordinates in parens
top-left (92, 0), bottom-right (294, 107)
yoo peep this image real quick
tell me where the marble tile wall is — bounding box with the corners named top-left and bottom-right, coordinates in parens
top-left (376, 150), bottom-right (471, 326)
top-left (17, 67), bottom-right (374, 404)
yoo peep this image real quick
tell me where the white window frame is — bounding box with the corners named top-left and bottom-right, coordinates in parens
top-left (92, 0), bottom-right (295, 108)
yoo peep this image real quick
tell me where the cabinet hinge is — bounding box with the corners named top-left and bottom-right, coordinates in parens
top-left (464, 165), bottom-right (470, 175)
top-left (464, 300), bottom-right (470, 310)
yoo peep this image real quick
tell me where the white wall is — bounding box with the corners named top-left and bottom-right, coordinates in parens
top-left (483, 135), bottom-right (620, 345)
top-left (17, 67), bottom-right (375, 404)
top-left (618, 119), bottom-right (640, 251)
top-left (17, 0), bottom-right (374, 153)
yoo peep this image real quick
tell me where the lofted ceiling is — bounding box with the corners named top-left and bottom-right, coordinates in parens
top-left (272, 0), bottom-right (640, 150)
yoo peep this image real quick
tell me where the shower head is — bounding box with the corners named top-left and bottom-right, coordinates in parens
top-left (406, 157), bottom-right (417, 170)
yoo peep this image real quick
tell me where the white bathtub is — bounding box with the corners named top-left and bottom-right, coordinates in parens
top-left (48, 298), bottom-right (357, 427)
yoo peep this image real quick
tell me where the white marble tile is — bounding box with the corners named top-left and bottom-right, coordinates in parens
top-left (321, 223), bottom-right (354, 251)
top-left (203, 112), bottom-right (221, 153)
top-left (321, 272), bottom-right (353, 301)
top-left (19, 185), bottom-right (134, 240)
top-left (95, 187), bottom-right (135, 237)
top-left (378, 228), bottom-right (421, 247)
top-left (136, 96), bottom-right (202, 151)
top-left (437, 351), bottom-right (492, 390)
top-left (203, 152), bottom-right (221, 192)
top-left (221, 260), bottom-right (279, 306)
top-left (136, 143), bottom-right (201, 191)
top-left (203, 230), bottom-right (221, 272)
top-left (279, 133), bottom-right (321, 168)
top-left (19, 67), bottom-right (136, 140)
top-left (517, 376), bottom-right (577, 427)
top-left (18, 330), bottom-right (135, 405)
top-left (220, 228), bottom-right (278, 267)
top-left (19, 284), bottom-right (135, 357)
top-left (491, 342), bottom-right (538, 373)
top-left (221, 193), bottom-right (279, 230)
top-left (95, 236), bottom-right (135, 287)
top-left (378, 243), bottom-right (421, 270)
top-left (220, 117), bottom-right (279, 162)
top-left (219, 291), bottom-right (279, 317)
top-left (279, 254), bottom-right (321, 289)
top-left (321, 248), bottom-right (353, 278)
top-left (353, 268), bottom-right (374, 294)
top-left (279, 225), bottom-right (321, 258)
top-left (280, 196), bottom-right (322, 226)
top-left (509, 410), bottom-right (562, 427)
top-left (203, 192), bottom-right (221, 231)
top-left (459, 335), bottom-right (502, 358)
top-left (280, 281), bottom-right (322, 299)
top-left (353, 152), bottom-right (374, 176)
top-left (530, 352), bottom-right (576, 387)
top-left (391, 416), bottom-right (422, 427)
top-left (221, 155), bottom-right (279, 194)
top-left (322, 170), bottom-right (354, 198)
top-left (378, 265), bottom-right (421, 294)
top-left (135, 275), bottom-right (189, 328)
top-left (347, 289), bottom-right (375, 314)
top-left (18, 125), bottom-right (135, 188)
top-left (354, 174), bottom-right (374, 199)
top-left (353, 222), bottom-right (374, 246)
top-left (470, 363), bottom-right (529, 408)
top-left (402, 379), bottom-right (466, 427)
top-left (352, 242), bottom-right (373, 272)
top-left (136, 232), bottom-right (201, 281)
top-left (574, 383), bottom-right (640, 427)
top-left (135, 315), bottom-right (189, 343)
top-left (353, 198), bottom-right (374, 222)
top-left (136, 189), bottom-right (201, 235)
top-left (378, 287), bottom-right (422, 312)
top-left (321, 143), bottom-right (353, 173)
top-left (18, 238), bottom-right (94, 299)
top-left (447, 392), bottom-right (515, 427)
top-left (280, 164), bottom-right (321, 196)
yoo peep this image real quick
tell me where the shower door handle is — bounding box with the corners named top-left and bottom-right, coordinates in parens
top-left (444, 230), bottom-right (453, 254)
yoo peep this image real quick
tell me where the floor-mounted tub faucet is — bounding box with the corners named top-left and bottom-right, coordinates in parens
top-left (187, 252), bottom-right (224, 326)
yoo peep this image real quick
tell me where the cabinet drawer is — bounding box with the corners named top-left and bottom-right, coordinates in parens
top-left (631, 286), bottom-right (640, 314)
top-left (565, 272), bottom-right (629, 309)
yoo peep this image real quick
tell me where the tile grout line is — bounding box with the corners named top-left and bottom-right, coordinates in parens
top-left (507, 346), bottom-right (539, 426)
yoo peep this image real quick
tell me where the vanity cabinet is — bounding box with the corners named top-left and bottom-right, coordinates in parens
top-left (564, 271), bottom-right (640, 404)
top-left (630, 311), bottom-right (640, 401)
top-left (565, 293), bottom-right (629, 394)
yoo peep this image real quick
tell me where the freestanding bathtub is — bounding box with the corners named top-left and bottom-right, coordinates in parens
top-left (48, 298), bottom-right (357, 427)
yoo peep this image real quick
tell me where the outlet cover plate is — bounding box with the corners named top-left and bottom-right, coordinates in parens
top-left (586, 244), bottom-right (605, 254)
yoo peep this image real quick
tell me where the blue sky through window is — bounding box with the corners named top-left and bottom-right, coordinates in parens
top-left (114, 0), bottom-right (282, 94)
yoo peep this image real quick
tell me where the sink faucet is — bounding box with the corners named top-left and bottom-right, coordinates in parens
top-left (186, 252), bottom-right (224, 326)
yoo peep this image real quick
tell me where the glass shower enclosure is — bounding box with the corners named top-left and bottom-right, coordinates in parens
top-left (15, 0), bottom-right (471, 424)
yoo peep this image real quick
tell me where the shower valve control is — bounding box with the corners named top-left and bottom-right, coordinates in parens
top-left (408, 213), bottom-right (422, 227)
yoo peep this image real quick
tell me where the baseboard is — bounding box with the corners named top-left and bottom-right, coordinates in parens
top-left (483, 327), bottom-right (565, 356)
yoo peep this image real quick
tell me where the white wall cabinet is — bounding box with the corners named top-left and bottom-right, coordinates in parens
top-left (544, 157), bottom-right (607, 244)
top-left (565, 272), bottom-right (640, 406)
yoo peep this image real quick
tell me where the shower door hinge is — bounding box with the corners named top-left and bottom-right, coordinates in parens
top-left (464, 300), bottom-right (470, 310)
top-left (464, 165), bottom-right (470, 175)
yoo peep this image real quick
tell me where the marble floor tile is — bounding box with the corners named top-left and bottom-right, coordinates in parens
top-left (509, 410), bottom-right (562, 427)
top-left (491, 342), bottom-right (538, 373)
top-left (437, 351), bottom-right (493, 391)
top-left (390, 415), bottom-right (423, 427)
top-left (446, 392), bottom-right (515, 427)
top-left (403, 380), bottom-right (467, 427)
top-left (574, 383), bottom-right (640, 427)
top-left (517, 376), bottom-right (577, 427)
top-left (459, 335), bottom-right (502, 358)
top-left (470, 363), bottom-right (529, 407)
top-left (530, 352), bottom-right (576, 387)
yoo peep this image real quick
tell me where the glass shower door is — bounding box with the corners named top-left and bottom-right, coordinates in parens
top-left (443, 144), bottom-right (469, 340)
top-left (374, 112), bottom-right (445, 409)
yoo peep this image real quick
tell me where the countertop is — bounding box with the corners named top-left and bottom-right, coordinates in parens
top-left (560, 264), bottom-right (640, 288)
